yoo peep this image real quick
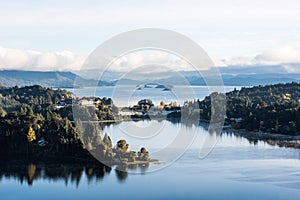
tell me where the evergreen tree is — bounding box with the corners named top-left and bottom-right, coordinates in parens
top-left (103, 133), bottom-right (112, 148)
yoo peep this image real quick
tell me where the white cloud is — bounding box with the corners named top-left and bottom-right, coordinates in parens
top-left (282, 65), bottom-right (300, 73)
top-left (254, 45), bottom-right (300, 65)
top-left (213, 55), bottom-right (255, 67)
top-left (109, 50), bottom-right (196, 72)
top-left (0, 47), bottom-right (200, 73)
top-left (1, 45), bottom-right (300, 74)
top-left (0, 46), bottom-right (85, 71)
top-left (214, 45), bottom-right (300, 67)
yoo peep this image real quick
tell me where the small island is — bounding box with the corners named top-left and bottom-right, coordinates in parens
top-left (136, 83), bottom-right (173, 91)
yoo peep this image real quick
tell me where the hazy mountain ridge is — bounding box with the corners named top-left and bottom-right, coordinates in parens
top-left (1, 65), bottom-right (300, 88)
top-left (0, 70), bottom-right (113, 88)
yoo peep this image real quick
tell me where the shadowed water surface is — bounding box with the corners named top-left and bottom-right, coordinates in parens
top-left (1, 120), bottom-right (300, 200)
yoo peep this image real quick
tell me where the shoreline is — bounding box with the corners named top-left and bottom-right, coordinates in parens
top-left (0, 153), bottom-right (160, 166)
top-left (110, 114), bottom-right (300, 151)
top-left (223, 128), bottom-right (300, 149)
top-left (2, 117), bottom-right (300, 165)
top-left (116, 115), bottom-right (300, 150)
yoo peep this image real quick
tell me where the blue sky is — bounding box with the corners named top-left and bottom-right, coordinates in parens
top-left (0, 0), bottom-right (300, 72)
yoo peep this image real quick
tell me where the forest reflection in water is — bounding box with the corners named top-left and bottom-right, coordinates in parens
top-left (145, 118), bottom-right (300, 149)
top-left (0, 161), bottom-right (149, 186)
top-left (2, 119), bottom-right (298, 188)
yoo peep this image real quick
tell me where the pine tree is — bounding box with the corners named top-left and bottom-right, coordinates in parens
top-left (103, 133), bottom-right (112, 148)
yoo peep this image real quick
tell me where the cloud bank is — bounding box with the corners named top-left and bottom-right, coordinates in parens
top-left (216, 45), bottom-right (300, 68)
top-left (0, 45), bottom-right (300, 73)
top-left (0, 46), bottom-right (84, 71)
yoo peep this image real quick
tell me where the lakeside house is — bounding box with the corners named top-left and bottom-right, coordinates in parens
top-left (78, 98), bottom-right (101, 106)
top-left (56, 97), bottom-right (107, 107)
top-left (124, 99), bottom-right (181, 117)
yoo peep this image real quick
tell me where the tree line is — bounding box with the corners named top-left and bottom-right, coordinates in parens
top-left (186, 82), bottom-right (300, 135)
top-left (0, 84), bottom-right (150, 164)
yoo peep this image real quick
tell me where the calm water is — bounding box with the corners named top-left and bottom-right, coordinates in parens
top-left (71, 85), bottom-right (240, 106)
top-left (1, 121), bottom-right (300, 199)
top-left (1, 86), bottom-right (300, 199)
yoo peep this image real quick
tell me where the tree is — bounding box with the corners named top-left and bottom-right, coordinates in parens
top-left (0, 107), bottom-right (6, 117)
top-left (138, 147), bottom-right (150, 161)
top-left (86, 142), bottom-right (93, 151)
top-left (94, 135), bottom-right (103, 146)
top-left (27, 126), bottom-right (36, 142)
top-left (83, 122), bottom-right (97, 145)
top-left (117, 139), bottom-right (129, 152)
top-left (103, 133), bottom-right (112, 148)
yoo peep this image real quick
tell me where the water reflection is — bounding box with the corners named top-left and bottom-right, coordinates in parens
top-left (105, 118), bottom-right (300, 155)
top-left (3, 119), bottom-right (298, 188)
top-left (0, 161), bottom-right (154, 186)
top-left (0, 162), bottom-right (113, 186)
top-left (222, 129), bottom-right (300, 150)
top-left (166, 119), bottom-right (300, 150)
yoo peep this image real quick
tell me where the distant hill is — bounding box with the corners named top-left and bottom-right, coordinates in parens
top-left (1, 66), bottom-right (300, 88)
top-left (117, 73), bottom-right (300, 86)
top-left (185, 73), bottom-right (300, 86)
top-left (0, 70), bottom-right (78, 87)
top-left (0, 70), bottom-right (113, 88)
top-left (77, 64), bottom-right (300, 86)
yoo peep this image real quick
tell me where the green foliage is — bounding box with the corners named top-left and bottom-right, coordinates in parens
top-left (0, 84), bottom-right (149, 162)
top-left (94, 135), bottom-right (103, 146)
top-left (103, 133), bottom-right (112, 148)
top-left (0, 107), bottom-right (6, 117)
top-left (138, 147), bottom-right (150, 161)
top-left (0, 85), bottom-right (72, 114)
top-left (192, 82), bottom-right (300, 135)
top-left (117, 139), bottom-right (129, 152)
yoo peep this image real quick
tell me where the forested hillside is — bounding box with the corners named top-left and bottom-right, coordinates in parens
top-left (0, 84), bottom-right (149, 163)
top-left (191, 82), bottom-right (300, 135)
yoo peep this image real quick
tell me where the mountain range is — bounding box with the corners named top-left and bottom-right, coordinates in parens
top-left (0, 64), bottom-right (299, 88)
top-left (0, 70), bottom-right (114, 88)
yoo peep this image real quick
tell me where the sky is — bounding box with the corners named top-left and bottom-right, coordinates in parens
top-left (0, 0), bottom-right (300, 72)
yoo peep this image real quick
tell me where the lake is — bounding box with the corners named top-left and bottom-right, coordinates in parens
top-left (1, 86), bottom-right (300, 199)
top-left (70, 85), bottom-right (240, 107)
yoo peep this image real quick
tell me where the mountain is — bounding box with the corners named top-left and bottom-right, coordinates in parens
top-left (0, 70), bottom-right (75, 87)
top-left (121, 72), bottom-right (300, 86)
top-left (217, 64), bottom-right (299, 75)
top-left (184, 73), bottom-right (300, 86)
top-left (1, 64), bottom-right (300, 88)
top-left (0, 70), bottom-right (113, 88)
top-left (77, 64), bottom-right (300, 86)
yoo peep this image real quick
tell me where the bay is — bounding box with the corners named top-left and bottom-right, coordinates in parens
top-left (1, 85), bottom-right (300, 199)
